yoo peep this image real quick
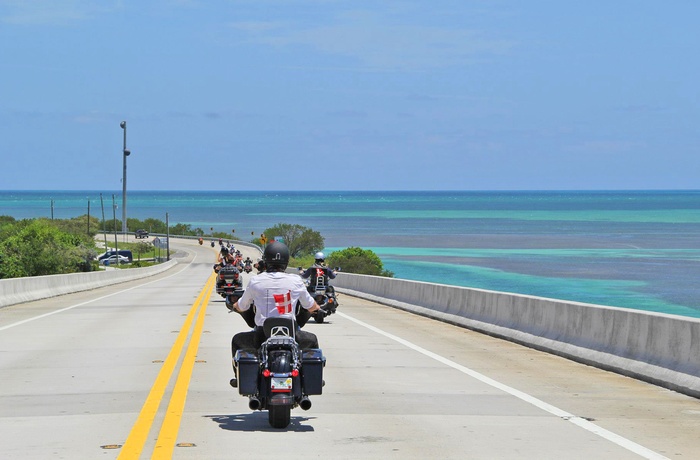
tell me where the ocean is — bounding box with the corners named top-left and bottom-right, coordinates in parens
top-left (2, 190), bottom-right (700, 318)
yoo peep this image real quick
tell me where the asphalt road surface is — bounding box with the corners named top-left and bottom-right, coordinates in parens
top-left (1, 239), bottom-right (699, 459)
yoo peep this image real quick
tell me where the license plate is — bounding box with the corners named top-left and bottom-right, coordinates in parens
top-left (271, 377), bottom-right (293, 392)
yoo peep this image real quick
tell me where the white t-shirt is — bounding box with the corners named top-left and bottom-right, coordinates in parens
top-left (237, 271), bottom-right (316, 326)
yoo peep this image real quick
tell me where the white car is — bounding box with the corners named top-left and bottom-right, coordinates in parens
top-left (102, 255), bottom-right (130, 266)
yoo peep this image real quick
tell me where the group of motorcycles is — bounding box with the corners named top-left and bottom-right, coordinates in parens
top-left (214, 246), bottom-right (339, 429)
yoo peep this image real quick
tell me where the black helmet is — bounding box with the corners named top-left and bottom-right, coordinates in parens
top-left (263, 241), bottom-right (290, 270)
top-left (220, 247), bottom-right (229, 255)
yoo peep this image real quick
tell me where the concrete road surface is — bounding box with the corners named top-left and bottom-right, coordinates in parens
top-left (1, 239), bottom-right (698, 459)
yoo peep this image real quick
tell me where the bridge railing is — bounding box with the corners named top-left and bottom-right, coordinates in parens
top-left (332, 272), bottom-right (700, 399)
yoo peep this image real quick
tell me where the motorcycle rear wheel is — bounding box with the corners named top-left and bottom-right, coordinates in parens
top-left (268, 405), bottom-right (291, 428)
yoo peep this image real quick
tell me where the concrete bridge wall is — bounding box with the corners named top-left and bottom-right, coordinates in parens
top-left (332, 272), bottom-right (700, 399)
top-left (0, 260), bottom-right (177, 308)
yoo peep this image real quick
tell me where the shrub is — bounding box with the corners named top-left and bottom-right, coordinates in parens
top-left (327, 247), bottom-right (393, 277)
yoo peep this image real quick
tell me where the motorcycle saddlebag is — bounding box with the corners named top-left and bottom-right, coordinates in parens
top-left (235, 350), bottom-right (260, 396)
top-left (301, 349), bottom-right (325, 395)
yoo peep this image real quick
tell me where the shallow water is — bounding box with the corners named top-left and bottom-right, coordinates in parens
top-left (3, 190), bottom-right (700, 317)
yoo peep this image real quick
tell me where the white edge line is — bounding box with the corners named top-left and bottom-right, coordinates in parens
top-left (337, 310), bottom-right (669, 460)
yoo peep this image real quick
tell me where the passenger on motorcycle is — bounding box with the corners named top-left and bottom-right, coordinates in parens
top-left (214, 246), bottom-right (235, 272)
top-left (299, 252), bottom-right (337, 295)
top-left (228, 242), bottom-right (322, 387)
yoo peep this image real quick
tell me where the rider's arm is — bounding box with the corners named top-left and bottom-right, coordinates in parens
top-left (297, 282), bottom-right (321, 312)
top-left (233, 287), bottom-right (254, 312)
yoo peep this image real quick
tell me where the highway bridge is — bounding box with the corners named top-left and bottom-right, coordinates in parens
top-left (0, 238), bottom-right (699, 459)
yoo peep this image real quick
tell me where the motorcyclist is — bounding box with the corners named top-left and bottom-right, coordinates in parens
top-left (299, 252), bottom-right (337, 296)
top-left (233, 251), bottom-right (244, 269)
top-left (253, 258), bottom-right (266, 274)
top-left (228, 241), bottom-right (322, 388)
top-left (242, 256), bottom-right (253, 272)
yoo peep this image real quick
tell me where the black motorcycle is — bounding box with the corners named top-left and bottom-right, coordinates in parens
top-left (216, 265), bottom-right (243, 304)
top-left (309, 286), bottom-right (338, 323)
top-left (299, 267), bottom-right (340, 323)
top-left (234, 316), bottom-right (325, 429)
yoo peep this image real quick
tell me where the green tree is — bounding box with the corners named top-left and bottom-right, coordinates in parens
top-left (133, 241), bottom-right (152, 261)
top-left (327, 247), bottom-right (394, 277)
top-left (0, 219), bottom-right (90, 278)
top-left (51, 214), bottom-right (101, 241)
top-left (262, 223), bottom-right (324, 258)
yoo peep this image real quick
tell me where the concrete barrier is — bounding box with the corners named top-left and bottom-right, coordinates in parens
top-left (332, 272), bottom-right (700, 399)
top-left (0, 260), bottom-right (177, 308)
top-left (0, 235), bottom-right (260, 309)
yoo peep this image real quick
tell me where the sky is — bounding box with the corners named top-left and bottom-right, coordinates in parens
top-left (1, 0), bottom-right (699, 191)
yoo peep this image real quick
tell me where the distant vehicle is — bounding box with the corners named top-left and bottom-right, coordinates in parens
top-left (97, 250), bottom-right (133, 263)
top-left (102, 254), bottom-right (130, 266)
top-left (135, 229), bottom-right (149, 239)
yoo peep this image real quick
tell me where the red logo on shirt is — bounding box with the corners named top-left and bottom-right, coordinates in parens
top-left (273, 291), bottom-right (293, 314)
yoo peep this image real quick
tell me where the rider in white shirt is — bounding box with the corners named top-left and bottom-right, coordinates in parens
top-left (228, 241), bottom-right (321, 387)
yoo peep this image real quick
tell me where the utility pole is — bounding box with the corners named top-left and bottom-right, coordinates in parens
top-left (120, 121), bottom-right (131, 239)
top-left (112, 194), bottom-right (119, 266)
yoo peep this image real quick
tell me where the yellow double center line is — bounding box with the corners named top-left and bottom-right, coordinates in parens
top-left (118, 273), bottom-right (216, 460)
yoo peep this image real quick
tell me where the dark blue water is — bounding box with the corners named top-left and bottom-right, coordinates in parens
top-left (2, 190), bottom-right (700, 317)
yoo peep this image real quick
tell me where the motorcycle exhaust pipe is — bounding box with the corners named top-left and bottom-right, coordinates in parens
top-left (248, 396), bottom-right (262, 411)
top-left (299, 396), bottom-right (312, 411)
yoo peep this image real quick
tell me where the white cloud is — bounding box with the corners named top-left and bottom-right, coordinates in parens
top-left (231, 10), bottom-right (515, 71)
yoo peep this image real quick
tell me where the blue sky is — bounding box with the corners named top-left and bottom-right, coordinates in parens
top-left (1, 1), bottom-right (698, 191)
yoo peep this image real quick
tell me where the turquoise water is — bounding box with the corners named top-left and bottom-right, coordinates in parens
top-left (2, 190), bottom-right (700, 317)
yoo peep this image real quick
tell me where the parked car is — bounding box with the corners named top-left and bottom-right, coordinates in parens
top-left (135, 229), bottom-right (149, 239)
top-left (102, 255), bottom-right (130, 266)
top-left (97, 250), bottom-right (134, 263)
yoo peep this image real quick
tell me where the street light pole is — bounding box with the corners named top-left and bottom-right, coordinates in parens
top-left (120, 121), bottom-right (130, 238)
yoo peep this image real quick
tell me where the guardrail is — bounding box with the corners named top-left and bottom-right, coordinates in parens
top-left (332, 272), bottom-right (700, 399)
top-left (0, 260), bottom-right (177, 308)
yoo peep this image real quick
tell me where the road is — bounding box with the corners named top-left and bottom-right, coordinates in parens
top-left (0, 239), bottom-right (699, 459)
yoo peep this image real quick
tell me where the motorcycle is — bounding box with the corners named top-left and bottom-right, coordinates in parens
top-left (234, 316), bottom-right (325, 429)
top-left (216, 265), bottom-right (243, 304)
top-left (243, 261), bottom-right (253, 274)
top-left (210, 241), bottom-right (215, 247)
top-left (198, 238), bottom-right (203, 245)
top-left (310, 286), bottom-right (338, 323)
top-left (299, 267), bottom-right (340, 323)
